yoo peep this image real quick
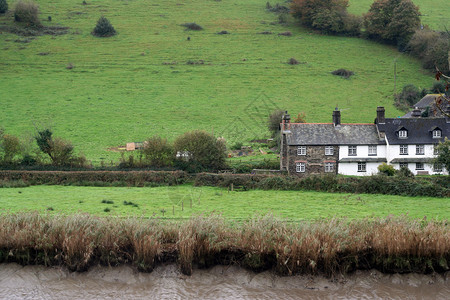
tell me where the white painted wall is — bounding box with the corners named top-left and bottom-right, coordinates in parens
top-left (338, 162), bottom-right (381, 176)
top-left (339, 145), bottom-right (386, 159)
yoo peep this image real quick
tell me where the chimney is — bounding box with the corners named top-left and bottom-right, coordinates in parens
top-left (332, 108), bottom-right (341, 127)
top-left (411, 107), bottom-right (421, 118)
top-left (282, 111), bottom-right (291, 131)
top-left (376, 106), bottom-right (385, 124)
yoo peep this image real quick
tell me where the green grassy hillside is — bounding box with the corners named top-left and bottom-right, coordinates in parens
top-left (0, 0), bottom-right (445, 163)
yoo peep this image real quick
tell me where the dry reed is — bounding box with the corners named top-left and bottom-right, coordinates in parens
top-left (0, 213), bottom-right (448, 276)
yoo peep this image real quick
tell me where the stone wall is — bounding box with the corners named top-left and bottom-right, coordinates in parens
top-left (287, 145), bottom-right (339, 176)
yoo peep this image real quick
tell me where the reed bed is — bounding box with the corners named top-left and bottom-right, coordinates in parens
top-left (0, 213), bottom-right (448, 276)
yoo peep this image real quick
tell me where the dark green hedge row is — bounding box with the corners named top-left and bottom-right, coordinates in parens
top-left (0, 170), bottom-right (188, 187)
top-left (194, 173), bottom-right (450, 198)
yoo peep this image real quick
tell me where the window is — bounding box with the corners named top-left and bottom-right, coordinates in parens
top-left (297, 146), bottom-right (306, 156)
top-left (348, 146), bottom-right (357, 156)
top-left (399, 130), bottom-right (407, 138)
top-left (433, 130), bottom-right (441, 138)
top-left (433, 163), bottom-right (443, 172)
top-left (399, 162), bottom-right (408, 169)
top-left (325, 146), bottom-right (334, 156)
top-left (296, 162), bottom-right (305, 173)
top-left (325, 162), bottom-right (334, 172)
top-left (416, 145), bottom-right (424, 155)
top-left (357, 162), bottom-right (366, 172)
top-left (434, 145), bottom-right (439, 155)
top-left (415, 163), bottom-right (424, 170)
top-left (400, 145), bottom-right (408, 155)
top-left (368, 145), bottom-right (377, 156)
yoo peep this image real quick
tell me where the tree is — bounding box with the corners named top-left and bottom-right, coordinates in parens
top-left (0, 134), bottom-right (21, 163)
top-left (92, 16), bottom-right (117, 37)
top-left (364, 0), bottom-right (420, 47)
top-left (35, 129), bottom-right (75, 166)
top-left (433, 138), bottom-right (450, 173)
top-left (0, 0), bottom-right (8, 14)
top-left (14, 0), bottom-right (41, 28)
top-left (174, 130), bottom-right (227, 172)
top-left (267, 109), bottom-right (284, 138)
top-left (142, 136), bottom-right (174, 167)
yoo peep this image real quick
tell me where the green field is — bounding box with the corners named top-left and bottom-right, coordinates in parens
top-left (0, 185), bottom-right (447, 220)
top-left (0, 0), bottom-right (447, 164)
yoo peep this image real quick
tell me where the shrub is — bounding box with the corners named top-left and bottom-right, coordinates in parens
top-left (363, 0), bottom-right (420, 47)
top-left (181, 23), bottom-right (203, 30)
top-left (142, 136), bottom-right (174, 167)
top-left (268, 109), bottom-right (285, 138)
top-left (394, 84), bottom-right (421, 109)
top-left (92, 16), bottom-right (116, 37)
top-left (0, 134), bottom-right (21, 164)
top-left (397, 166), bottom-right (414, 178)
top-left (377, 163), bottom-right (396, 176)
top-left (14, 0), bottom-right (41, 28)
top-left (0, 0), bottom-right (8, 14)
top-left (433, 138), bottom-right (450, 173)
top-left (331, 68), bottom-right (354, 78)
top-left (217, 30), bottom-right (229, 35)
top-left (174, 130), bottom-right (227, 172)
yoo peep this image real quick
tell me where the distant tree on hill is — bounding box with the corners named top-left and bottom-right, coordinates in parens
top-left (35, 129), bottom-right (79, 166)
top-left (0, 134), bottom-right (21, 164)
top-left (0, 0), bottom-right (8, 14)
top-left (364, 0), bottom-right (420, 48)
top-left (92, 16), bottom-right (117, 37)
top-left (142, 136), bottom-right (174, 167)
top-left (267, 109), bottom-right (285, 137)
top-left (14, 0), bottom-right (41, 28)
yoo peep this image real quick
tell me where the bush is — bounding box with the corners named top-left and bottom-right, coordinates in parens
top-left (397, 166), bottom-right (414, 178)
top-left (14, 0), bottom-right (41, 28)
top-left (394, 84), bottom-right (421, 109)
top-left (377, 163), bottom-right (396, 176)
top-left (288, 57), bottom-right (299, 65)
top-left (0, 134), bottom-right (21, 164)
top-left (278, 31), bottom-right (292, 36)
top-left (174, 130), bottom-right (227, 172)
top-left (92, 16), bottom-right (116, 37)
top-left (142, 136), bottom-right (174, 167)
top-left (331, 68), bottom-right (354, 79)
top-left (181, 23), bottom-right (203, 30)
top-left (364, 0), bottom-right (420, 47)
top-left (268, 109), bottom-right (285, 138)
top-left (0, 0), bottom-right (8, 14)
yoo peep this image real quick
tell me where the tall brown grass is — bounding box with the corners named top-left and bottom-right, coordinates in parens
top-left (0, 213), bottom-right (448, 275)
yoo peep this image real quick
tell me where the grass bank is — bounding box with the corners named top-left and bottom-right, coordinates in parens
top-left (0, 185), bottom-right (448, 220)
top-left (0, 213), bottom-right (448, 275)
top-left (0, 0), bottom-right (442, 163)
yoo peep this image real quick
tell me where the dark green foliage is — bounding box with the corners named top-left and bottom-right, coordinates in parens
top-left (434, 139), bottom-right (450, 173)
top-left (394, 84), bottom-right (421, 109)
top-left (92, 16), bottom-right (116, 37)
top-left (101, 199), bottom-right (114, 204)
top-left (142, 136), bottom-right (174, 167)
top-left (13, 0), bottom-right (41, 28)
top-left (174, 130), bottom-right (227, 172)
top-left (408, 30), bottom-right (450, 74)
top-left (331, 68), bottom-right (354, 78)
top-left (0, 0), bottom-right (8, 14)
top-left (377, 163), bottom-right (396, 176)
top-left (431, 81), bottom-right (448, 95)
top-left (363, 0), bottom-right (420, 47)
top-left (291, 0), bottom-right (361, 35)
top-left (0, 134), bottom-right (21, 163)
top-left (397, 166), bottom-right (414, 178)
top-left (181, 23), bottom-right (203, 30)
top-left (35, 129), bottom-right (76, 166)
top-left (267, 109), bottom-right (284, 138)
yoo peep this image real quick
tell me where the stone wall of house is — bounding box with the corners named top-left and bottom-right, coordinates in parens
top-left (287, 145), bottom-right (339, 177)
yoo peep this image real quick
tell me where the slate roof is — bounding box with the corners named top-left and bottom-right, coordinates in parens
top-left (286, 124), bottom-right (384, 146)
top-left (403, 94), bottom-right (449, 118)
top-left (377, 117), bottom-right (449, 145)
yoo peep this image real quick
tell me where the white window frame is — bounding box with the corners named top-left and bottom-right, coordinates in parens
top-left (399, 130), bottom-right (408, 138)
top-left (348, 146), bottom-right (357, 156)
top-left (357, 162), bottom-right (366, 172)
top-left (432, 130), bottom-right (441, 138)
top-left (415, 162), bottom-right (424, 170)
top-left (325, 146), bottom-right (334, 156)
top-left (297, 146), bottom-right (306, 156)
top-left (324, 162), bottom-right (334, 172)
top-left (400, 145), bottom-right (408, 155)
top-left (296, 162), bottom-right (305, 173)
top-left (368, 145), bottom-right (377, 156)
top-left (416, 145), bottom-right (424, 155)
top-left (399, 162), bottom-right (408, 169)
top-left (433, 163), bottom-right (443, 172)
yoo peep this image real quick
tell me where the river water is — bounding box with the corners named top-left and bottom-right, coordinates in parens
top-left (0, 263), bottom-right (448, 299)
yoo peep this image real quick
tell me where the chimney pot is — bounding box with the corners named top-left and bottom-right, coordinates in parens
top-left (332, 109), bottom-right (341, 127)
top-left (411, 107), bottom-right (421, 118)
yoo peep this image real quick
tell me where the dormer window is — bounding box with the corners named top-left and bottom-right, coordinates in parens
top-left (398, 130), bottom-right (408, 139)
top-left (433, 129), bottom-right (442, 138)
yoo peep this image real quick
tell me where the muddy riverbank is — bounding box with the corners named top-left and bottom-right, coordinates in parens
top-left (0, 263), bottom-right (448, 299)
